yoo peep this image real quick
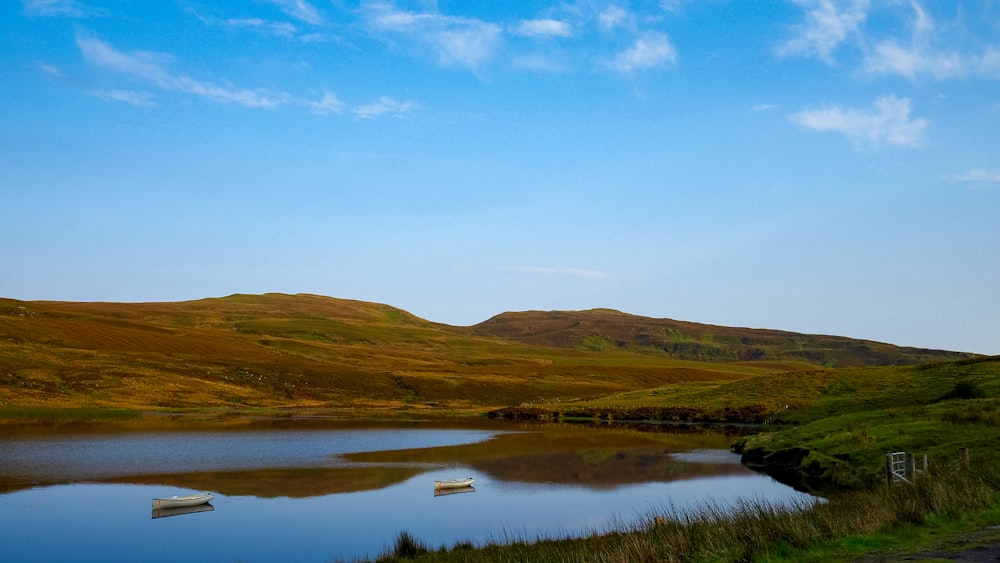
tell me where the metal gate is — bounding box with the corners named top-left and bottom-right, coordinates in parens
top-left (886, 451), bottom-right (910, 484)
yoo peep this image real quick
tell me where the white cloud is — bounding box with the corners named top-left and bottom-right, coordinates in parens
top-left (598, 5), bottom-right (630, 31)
top-left (949, 169), bottom-right (1000, 186)
top-left (90, 88), bottom-right (157, 107)
top-left (21, 0), bottom-right (98, 18)
top-left (781, 0), bottom-right (1000, 81)
top-left (978, 48), bottom-right (1000, 78)
top-left (863, 39), bottom-right (964, 80)
top-left (362, 2), bottom-right (502, 71)
top-left (777, 0), bottom-right (870, 63)
top-left (261, 0), bottom-right (323, 25)
top-left (307, 92), bottom-right (345, 115)
top-left (511, 54), bottom-right (570, 73)
top-left (352, 96), bottom-right (417, 119)
top-left (38, 62), bottom-right (63, 77)
top-left (223, 18), bottom-right (298, 39)
top-left (860, 2), bottom-right (965, 80)
top-left (789, 95), bottom-right (927, 147)
top-left (497, 267), bottom-right (610, 279)
top-left (608, 32), bottom-right (677, 73)
top-left (513, 19), bottom-right (572, 39)
top-left (659, 1), bottom-right (691, 14)
top-left (76, 35), bottom-right (338, 112)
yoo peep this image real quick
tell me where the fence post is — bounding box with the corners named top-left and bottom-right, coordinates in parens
top-left (885, 454), bottom-right (893, 486)
top-left (906, 453), bottom-right (916, 482)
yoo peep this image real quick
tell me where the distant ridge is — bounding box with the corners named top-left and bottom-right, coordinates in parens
top-left (470, 309), bottom-right (974, 368)
top-left (0, 293), bottom-right (978, 410)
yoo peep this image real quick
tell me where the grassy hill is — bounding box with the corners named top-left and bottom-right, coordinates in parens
top-left (0, 293), bottom-right (978, 413)
top-left (471, 309), bottom-right (971, 367)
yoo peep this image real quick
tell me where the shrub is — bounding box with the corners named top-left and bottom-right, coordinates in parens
top-left (936, 381), bottom-right (986, 402)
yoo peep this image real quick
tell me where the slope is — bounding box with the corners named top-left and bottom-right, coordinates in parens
top-left (471, 309), bottom-right (973, 367)
top-left (0, 294), bottom-right (770, 411)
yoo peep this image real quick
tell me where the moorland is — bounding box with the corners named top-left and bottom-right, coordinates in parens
top-left (3, 292), bottom-right (1000, 561)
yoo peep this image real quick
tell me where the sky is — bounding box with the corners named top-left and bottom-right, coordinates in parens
top-left (1, 0), bottom-right (998, 355)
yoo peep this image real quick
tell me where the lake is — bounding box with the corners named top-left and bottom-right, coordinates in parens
top-left (0, 418), bottom-right (812, 562)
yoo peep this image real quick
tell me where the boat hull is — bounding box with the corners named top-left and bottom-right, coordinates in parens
top-left (434, 478), bottom-right (475, 490)
top-left (152, 493), bottom-right (215, 509)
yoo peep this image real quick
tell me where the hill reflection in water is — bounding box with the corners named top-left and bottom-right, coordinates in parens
top-left (0, 420), bottom-right (812, 562)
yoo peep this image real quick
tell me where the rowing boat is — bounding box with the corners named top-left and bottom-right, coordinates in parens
top-left (152, 492), bottom-right (215, 509)
top-left (434, 477), bottom-right (475, 490)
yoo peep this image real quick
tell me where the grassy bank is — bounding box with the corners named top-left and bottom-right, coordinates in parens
top-left (0, 406), bottom-right (143, 421)
top-left (362, 469), bottom-right (1000, 562)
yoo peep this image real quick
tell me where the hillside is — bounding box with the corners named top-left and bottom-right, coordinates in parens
top-left (471, 309), bottom-right (971, 367)
top-left (0, 293), bottom-right (977, 412)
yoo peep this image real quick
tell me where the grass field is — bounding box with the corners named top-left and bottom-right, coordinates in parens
top-left (0, 293), bottom-right (836, 412)
top-left (0, 293), bottom-right (976, 414)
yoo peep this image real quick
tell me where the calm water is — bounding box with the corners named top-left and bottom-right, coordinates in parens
top-left (0, 420), bottom-right (813, 562)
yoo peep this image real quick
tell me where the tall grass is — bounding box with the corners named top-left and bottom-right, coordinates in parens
top-left (362, 469), bottom-right (997, 562)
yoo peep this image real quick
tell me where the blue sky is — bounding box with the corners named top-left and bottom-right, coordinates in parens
top-left (2, 0), bottom-right (999, 355)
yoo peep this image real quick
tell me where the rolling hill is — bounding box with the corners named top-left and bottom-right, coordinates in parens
top-left (0, 293), bottom-right (977, 412)
top-left (470, 309), bottom-right (970, 366)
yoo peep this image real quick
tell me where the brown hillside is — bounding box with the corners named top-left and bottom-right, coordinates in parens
top-left (470, 309), bottom-right (973, 368)
top-left (0, 294), bottom-right (777, 411)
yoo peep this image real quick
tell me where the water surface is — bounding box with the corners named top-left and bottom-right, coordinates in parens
top-left (0, 420), bottom-right (812, 562)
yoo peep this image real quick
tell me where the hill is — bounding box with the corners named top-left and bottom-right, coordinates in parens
top-left (471, 309), bottom-right (971, 367)
top-left (0, 293), bottom-right (977, 412)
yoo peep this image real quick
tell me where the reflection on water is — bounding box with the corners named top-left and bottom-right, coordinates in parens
top-left (0, 420), bottom-right (813, 562)
top-left (434, 485), bottom-right (476, 497)
top-left (0, 421), bottom-right (501, 493)
top-left (151, 503), bottom-right (214, 519)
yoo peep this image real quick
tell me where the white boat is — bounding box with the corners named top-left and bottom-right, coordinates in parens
top-left (434, 477), bottom-right (475, 490)
top-left (152, 492), bottom-right (215, 509)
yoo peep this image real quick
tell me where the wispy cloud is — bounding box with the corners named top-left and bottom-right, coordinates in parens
top-left (261, 0), bottom-right (323, 25)
top-left (513, 19), bottom-right (572, 39)
top-left (511, 54), bottom-right (570, 73)
top-left (90, 88), bottom-right (157, 107)
top-left (353, 96), bottom-right (418, 119)
top-left (76, 34), bottom-right (340, 113)
top-left (861, 2), bottom-right (1000, 81)
top-left (789, 95), bottom-right (927, 147)
top-left (777, 0), bottom-right (869, 63)
top-left (21, 0), bottom-right (100, 18)
top-left (781, 0), bottom-right (1000, 81)
top-left (948, 169), bottom-right (1000, 187)
top-left (863, 40), bottom-right (964, 79)
top-left (862, 1), bottom-right (957, 79)
top-left (597, 5), bottom-right (630, 31)
top-left (497, 267), bottom-right (610, 279)
top-left (37, 62), bottom-right (63, 77)
top-left (362, 2), bottom-right (502, 71)
top-left (221, 17), bottom-right (298, 39)
top-left (608, 32), bottom-right (677, 73)
top-left (306, 92), bottom-right (345, 115)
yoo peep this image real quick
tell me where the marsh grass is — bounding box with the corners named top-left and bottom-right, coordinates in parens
top-left (361, 470), bottom-right (998, 562)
